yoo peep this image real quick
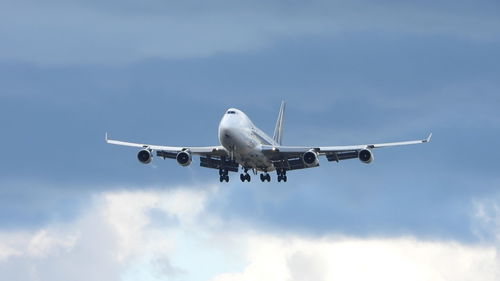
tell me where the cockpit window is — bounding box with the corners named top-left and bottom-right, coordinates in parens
top-left (227, 110), bottom-right (236, 114)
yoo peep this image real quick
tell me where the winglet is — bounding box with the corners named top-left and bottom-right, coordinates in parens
top-left (105, 132), bottom-right (109, 143)
top-left (424, 133), bottom-right (432, 143)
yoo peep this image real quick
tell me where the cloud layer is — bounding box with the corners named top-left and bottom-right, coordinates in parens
top-left (1, 185), bottom-right (499, 281)
top-left (1, 0), bottom-right (499, 64)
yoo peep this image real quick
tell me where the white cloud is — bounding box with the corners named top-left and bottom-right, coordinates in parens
top-left (211, 235), bottom-right (500, 281)
top-left (0, 185), bottom-right (499, 281)
top-left (473, 195), bottom-right (500, 243)
top-left (0, 185), bottom-right (221, 281)
top-left (27, 229), bottom-right (79, 258)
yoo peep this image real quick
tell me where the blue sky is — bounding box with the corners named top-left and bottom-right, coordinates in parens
top-left (1, 1), bottom-right (500, 280)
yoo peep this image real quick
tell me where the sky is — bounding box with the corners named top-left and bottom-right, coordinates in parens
top-left (1, 0), bottom-right (500, 280)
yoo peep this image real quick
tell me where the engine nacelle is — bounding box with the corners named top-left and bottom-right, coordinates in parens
top-left (176, 151), bottom-right (192, 166)
top-left (358, 149), bottom-right (374, 164)
top-left (137, 149), bottom-right (153, 164)
top-left (302, 150), bottom-right (319, 167)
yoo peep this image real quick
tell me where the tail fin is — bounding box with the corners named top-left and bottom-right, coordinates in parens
top-left (273, 101), bottom-right (286, 145)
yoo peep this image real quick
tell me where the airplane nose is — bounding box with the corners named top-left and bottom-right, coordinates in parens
top-left (219, 119), bottom-right (243, 148)
top-left (221, 128), bottom-right (232, 139)
top-left (218, 123), bottom-right (231, 139)
top-left (219, 117), bottom-right (237, 135)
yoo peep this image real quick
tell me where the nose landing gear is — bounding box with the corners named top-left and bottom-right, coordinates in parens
top-left (260, 173), bottom-right (271, 182)
top-left (240, 167), bottom-right (251, 182)
top-left (240, 173), bottom-right (251, 182)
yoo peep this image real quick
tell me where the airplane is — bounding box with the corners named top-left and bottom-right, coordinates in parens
top-left (106, 101), bottom-right (431, 182)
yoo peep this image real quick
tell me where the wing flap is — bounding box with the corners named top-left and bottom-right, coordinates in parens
top-left (156, 151), bottom-right (177, 159)
top-left (200, 156), bottom-right (239, 172)
top-left (325, 151), bottom-right (359, 162)
top-left (272, 158), bottom-right (314, 171)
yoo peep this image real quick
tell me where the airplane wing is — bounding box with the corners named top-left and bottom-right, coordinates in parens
top-left (106, 134), bottom-right (227, 153)
top-left (262, 133), bottom-right (432, 170)
top-left (106, 134), bottom-right (227, 155)
top-left (105, 133), bottom-right (239, 171)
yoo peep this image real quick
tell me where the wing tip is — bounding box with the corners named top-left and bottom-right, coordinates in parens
top-left (424, 133), bottom-right (432, 143)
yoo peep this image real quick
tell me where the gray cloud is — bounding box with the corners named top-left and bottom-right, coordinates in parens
top-left (152, 255), bottom-right (186, 279)
top-left (1, 0), bottom-right (499, 65)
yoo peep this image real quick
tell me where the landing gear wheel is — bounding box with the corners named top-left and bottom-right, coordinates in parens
top-left (260, 174), bottom-right (265, 182)
top-left (276, 169), bottom-right (287, 182)
top-left (266, 174), bottom-right (271, 182)
top-left (245, 173), bottom-right (251, 182)
top-left (219, 169), bottom-right (229, 182)
top-left (240, 174), bottom-right (245, 182)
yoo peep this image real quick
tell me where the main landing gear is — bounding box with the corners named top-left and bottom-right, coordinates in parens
top-left (260, 173), bottom-right (271, 182)
top-left (219, 169), bottom-right (229, 182)
top-left (227, 167), bottom-right (287, 183)
top-left (240, 167), bottom-right (251, 182)
top-left (240, 173), bottom-right (251, 182)
top-left (277, 169), bottom-right (287, 182)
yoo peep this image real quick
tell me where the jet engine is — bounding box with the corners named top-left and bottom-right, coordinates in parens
top-left (358, 149), bottom-right (374, 164)
top-left (302, 150), bottom-right (319, 167)
top-left (176, 151), bottom-right (192, 166)
top-left (137, 149), bottom-right (153, 164)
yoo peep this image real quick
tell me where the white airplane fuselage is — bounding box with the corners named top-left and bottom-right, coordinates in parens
top-left (218, 108), bottom-right (276, 172)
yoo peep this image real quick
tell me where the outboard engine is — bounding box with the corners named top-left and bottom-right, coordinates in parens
top-left (358, 149), bottom-right (374, 164)
top-left (137, 149), bottom-right (153, 164)
top-left (302, 149), bottom-right (319, 167)
top-left (176, 151), bottom-right (192, 166)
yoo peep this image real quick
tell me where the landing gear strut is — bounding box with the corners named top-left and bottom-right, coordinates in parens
top-left (277, 169), bottom-right (287, 182)
top-left (240, 167), bottom-right (251, 182)
top-left (219, 169), bottom-right (229, 182)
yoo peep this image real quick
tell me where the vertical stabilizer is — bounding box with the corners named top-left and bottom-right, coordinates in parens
top-left (273, 101), bottom-right (286, 145)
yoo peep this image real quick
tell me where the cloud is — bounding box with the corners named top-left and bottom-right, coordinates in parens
top-left (1, 0), bottom-right (499, 65)
top-left (0, 185), bottom-right (500, 281)
top-left (472, 194), bottom-right (500, 243)
top-left (211, 236), bottom-right (500, 281)
top-left (0, 185), bottom-right (218, 281)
